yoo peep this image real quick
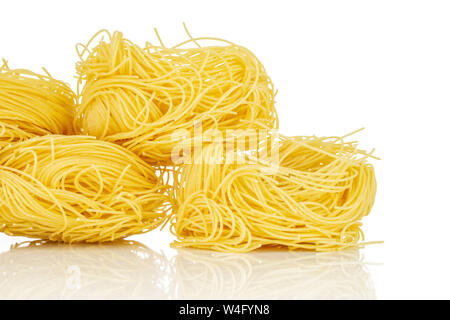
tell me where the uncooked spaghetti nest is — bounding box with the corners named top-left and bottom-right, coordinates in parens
top-left (0, 135), bottom-right (170, 242)
top-left (73, 28), bottom-right (278, 164)
top-left (171, 133), bottom-right (377, 252)
top-left (0, 60), bottom-right (75, 148)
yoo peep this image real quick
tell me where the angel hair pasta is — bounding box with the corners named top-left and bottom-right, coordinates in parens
top-left (170, 132), bottom-right (377, 252)
top-left (74, 27), bottom-right (278, 164)
top-left (0, 135), bottom-right (170, 242)
top-left (0, 60), bottom-right (75, 148)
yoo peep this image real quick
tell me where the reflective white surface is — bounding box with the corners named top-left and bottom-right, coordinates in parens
top-left (0, 240), bottom-right (378, 300)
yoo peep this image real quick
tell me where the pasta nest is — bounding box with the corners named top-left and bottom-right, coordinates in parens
top-left (74, 30), bottom-right (278, 164)
top-left (171, 134), bottom-right (377, 252)
top-left (0, 60), bottom-right (75, 148)
top-left (0, 135), bottom-right (170, 242)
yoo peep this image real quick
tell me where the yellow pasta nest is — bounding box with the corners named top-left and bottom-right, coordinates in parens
top-left (0, 60), bottom-right (75, 148)
top-left (0, 135), bottom-right (170, 242)
top-left (171, 133), bottom-right (377, 252)
top-left (73, 29), bottom-right (278, 164)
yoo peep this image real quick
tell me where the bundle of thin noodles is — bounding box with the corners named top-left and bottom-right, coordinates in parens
top-left (74, 27), bottom-right (278, 164)
top-left (171, 132), bottom-right (377, 252)
top-left (0, 60), bottom-right (75, 148)
top-left (0, 135), bottom-right (170, 242)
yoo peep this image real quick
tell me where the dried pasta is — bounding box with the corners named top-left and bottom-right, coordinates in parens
top-left (171, 133), bottom-right (377, 252)
top-left (0, 60), bottom-right (75, 148)
top-left (0, 135), bottom-right (170, 242)
top-left (74, 27), bottom-right (278, 164)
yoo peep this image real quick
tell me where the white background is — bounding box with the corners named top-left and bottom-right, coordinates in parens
top-left (1, 0), bottom-right (449, 299)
